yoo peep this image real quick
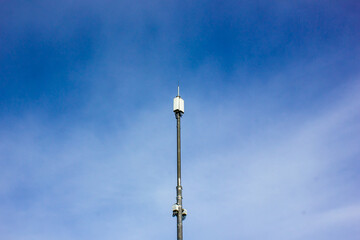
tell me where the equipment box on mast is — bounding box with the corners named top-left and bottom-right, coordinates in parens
top-left (173, 96), bottom-right (184, 113)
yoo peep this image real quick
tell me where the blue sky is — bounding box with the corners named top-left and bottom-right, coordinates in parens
top-left (1, 0), bottom-right (360, 239)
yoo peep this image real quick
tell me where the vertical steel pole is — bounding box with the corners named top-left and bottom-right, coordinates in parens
top-left (176, 112), bottom-right (183, 240)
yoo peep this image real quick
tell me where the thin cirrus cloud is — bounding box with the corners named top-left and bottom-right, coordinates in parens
top-left (183, 79), bottom-right (360, 240)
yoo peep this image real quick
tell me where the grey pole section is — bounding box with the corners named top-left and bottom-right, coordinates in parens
top-left (172, 87), bottom-right (186, 240)
top-left (176, 112), bottom-right (183, 240)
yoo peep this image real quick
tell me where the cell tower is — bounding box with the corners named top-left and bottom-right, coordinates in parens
top-left (172, 86), bottom-right (187, 240)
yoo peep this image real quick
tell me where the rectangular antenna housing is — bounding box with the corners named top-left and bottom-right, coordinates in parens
top-left (173, 96), bottom-right (184, 113)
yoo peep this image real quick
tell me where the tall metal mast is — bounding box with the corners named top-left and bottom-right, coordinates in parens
top-left (172, 86), bottom-right (187, 240)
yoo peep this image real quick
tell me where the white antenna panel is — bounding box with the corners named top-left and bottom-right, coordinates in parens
top-left (173, 96), bottom-right (184, 113)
